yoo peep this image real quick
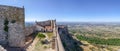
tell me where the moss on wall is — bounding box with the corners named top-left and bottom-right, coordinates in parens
top-left (4, 18), bottom-right (9, 32)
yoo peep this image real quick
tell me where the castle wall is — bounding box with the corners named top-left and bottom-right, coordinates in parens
top-left (35, 20), bottom-right (56, 32)
top-left (0, 15), bottom-right (7, 45)
top-left (0, 5), bottom-right (25, 47)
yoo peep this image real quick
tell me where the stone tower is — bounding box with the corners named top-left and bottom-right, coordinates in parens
top-left (0, 5), bottom-right (25, 47)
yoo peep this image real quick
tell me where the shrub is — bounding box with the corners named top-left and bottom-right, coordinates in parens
top-left (44, 46), bottom-right (47, 49)
top-left (37, 33), bottom-right (46, 39)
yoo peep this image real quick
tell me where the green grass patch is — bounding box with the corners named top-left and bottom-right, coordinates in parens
top-left (37, 33), bottom-right (46, 39)
top-left (76, 35), bottom-right (120, 46)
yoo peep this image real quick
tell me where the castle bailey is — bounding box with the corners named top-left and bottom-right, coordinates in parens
top-left (0, 5), bottom-right (25, 47)
top-left (0, 5), bottom-right (64, 51)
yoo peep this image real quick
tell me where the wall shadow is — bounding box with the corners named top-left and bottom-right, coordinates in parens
top-left (58, 27), bottom-right (83, 51)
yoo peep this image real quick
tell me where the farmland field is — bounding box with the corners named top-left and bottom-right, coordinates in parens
top-left (63, 22), bottom-right (120, 51)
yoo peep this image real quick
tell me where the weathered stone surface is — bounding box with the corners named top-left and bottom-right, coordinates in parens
top-left (8, 23), bottom-right (25, 47)
top-left (25, 26), bottom-right (35, 36)
top-left (0, 10), bottom-right (7, 45)
top-left (0, 5), bottom-right (25, 47)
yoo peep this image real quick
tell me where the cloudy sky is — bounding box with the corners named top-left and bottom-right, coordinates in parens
top-left (0, 0), bottom-right (120, 22)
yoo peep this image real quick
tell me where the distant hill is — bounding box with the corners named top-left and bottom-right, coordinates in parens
top-left (57, 22), bottom-right (120, 26)
top-left (25, 22), bottom-right (35, 27)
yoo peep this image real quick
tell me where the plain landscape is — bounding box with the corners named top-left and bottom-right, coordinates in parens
top-left (0, 0), bottom-right (120, 51)
top-left (25, 22), bottom-right (120, 51)
top-left (66, 22), bottom-right (120, 51)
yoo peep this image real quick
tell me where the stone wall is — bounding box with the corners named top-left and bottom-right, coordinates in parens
top-left (0, 5), bottom-right (25, 47)
top-left (58, 25), bottom-right (82, 51)
top-left (35, 20), bottom-right (56, 32)
top-left (0, 16), bottom-right (7, 45)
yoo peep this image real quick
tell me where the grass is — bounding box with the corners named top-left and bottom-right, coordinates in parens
top-left (33, 32), bottom-right (54, 51)
top-left (46, 32), bottom-right (53, 39)
top-left (76, 35), bottom-right (120, 46)
top-left (34, 40), bottom-right (43, 51)
top-left (37, 32), bottom-right (46, 39)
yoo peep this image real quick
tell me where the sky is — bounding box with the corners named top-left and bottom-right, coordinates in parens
top-left (0, 0), bottom-right (120, 22)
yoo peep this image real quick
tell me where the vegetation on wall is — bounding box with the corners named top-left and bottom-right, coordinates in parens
top-left (4, 18), bottom-right (9, 32)
top-left (11, 20), bottom-right (16, 23)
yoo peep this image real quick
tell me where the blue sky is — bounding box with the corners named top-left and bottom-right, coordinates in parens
top-left (0, 0), bottom-right (120, 22)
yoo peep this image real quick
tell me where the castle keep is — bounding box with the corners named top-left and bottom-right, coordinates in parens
top-left (0, 5), bottom-right (25, 47)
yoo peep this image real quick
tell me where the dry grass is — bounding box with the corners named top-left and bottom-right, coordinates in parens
top-left (46, 32), bottom-right (53, 39)
top-left (33, 32), bottom-right (54, 51)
